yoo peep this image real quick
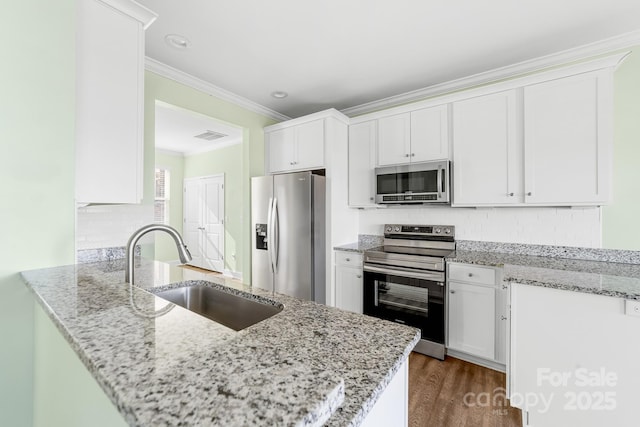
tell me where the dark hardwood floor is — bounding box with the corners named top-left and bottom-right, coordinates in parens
top-left (409, 352), bottom-right (522, 427)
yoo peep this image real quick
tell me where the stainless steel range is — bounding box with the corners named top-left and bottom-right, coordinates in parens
top-left (363, 224), bottom-right (455, 360)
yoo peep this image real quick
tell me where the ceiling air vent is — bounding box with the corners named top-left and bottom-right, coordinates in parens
top-left (194, 130), bottom-right (227, 141)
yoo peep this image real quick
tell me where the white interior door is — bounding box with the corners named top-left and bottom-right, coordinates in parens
top-left (202, 176), bottom-right (224, 272)
top-left (183, 175), bottom-right (225, 272)
top-left (183, 179), bottom-right (203, 267)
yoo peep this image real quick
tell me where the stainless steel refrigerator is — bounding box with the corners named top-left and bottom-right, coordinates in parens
top-left (251, 171), bottom-right (326, 303)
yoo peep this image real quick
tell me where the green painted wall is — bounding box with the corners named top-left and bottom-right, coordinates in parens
top-left (154, 150), bottom-right (185, 261)
top-left (0, 0), bottom-right (76, 425)
top-left (183, 143), bottom-right (243, 272)
top-left (145, 72), bottom-right (277, 281)
top-left (602, 46), bottom-right (640, 250)
top-left (33, 302), bottom-right (127, 427)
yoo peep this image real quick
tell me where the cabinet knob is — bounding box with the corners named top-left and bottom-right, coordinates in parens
top-left (450, 290), bottom-right (456, 294)
top-left (468, 273), bottom-right (473, 277)
top-left (527, 192), bottom-right (532, 196)
top-left (290, 162), bottom-right (294, 165)
top-left (356, 275), bottom-right (362, 279)
top-left (501, 315), bottom-right (508, 321)
top-left (411, 153), bottom-right (415, 157)
top-left (405, 154), bottom-right (410, 157)
top-left (502, 284), bottom-right (508, 290)
top-left (369, 197), bottom-right (374, 201)
top-left (345, 258), bottom-right (351, 262)
top-left (507, 192), bottom-right (514, 197)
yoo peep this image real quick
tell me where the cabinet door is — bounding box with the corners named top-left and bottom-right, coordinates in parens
top-left (448, 281), bottom-right (496, 360)
top-left (410, 105), bottom-right (449, 162)
top-left (268, 127), bottom-right (295, 173)
top-left (377, 113), bottom-right (411, 166)
top-left (294, 119), bottom-right (325, 170)
top-left (348, 121), bottom-right (377, 207)
top-left (335, 266), bottom-right (363, 314)
top-left (452, 90), bottom-right (520, 206)
top-left (523, 70), bottom-right (612, 205)
top-left (75, 0), bottom-right (149, 203)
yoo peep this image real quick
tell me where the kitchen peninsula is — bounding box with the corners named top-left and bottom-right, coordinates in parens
top-left (20, 260), bottom-right (419, 426)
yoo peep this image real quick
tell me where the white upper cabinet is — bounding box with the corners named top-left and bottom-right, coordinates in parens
top-left (452, 90), bottom-right (520, 206)
top-left (410, 105), bottom-right (449, 162)
top-left (523, 70), bottom-right (612, 205)
top-left (377, 113), bottom-right (411, 166)
top-left (348, 121), bottom-right (377, 207)
top-left (376, 105), bottom-right (449, 166)
top-left (453, 68), bottom-right (615, 207)
top-left (75, 0), bottom-right (156, 204)
top-left (267, 119), bottom-right (325, 173)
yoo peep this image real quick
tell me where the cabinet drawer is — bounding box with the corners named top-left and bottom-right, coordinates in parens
top-left (448, 263), bottom-right (496, 285)
top-left (335, 251), bottom-right (363, 267)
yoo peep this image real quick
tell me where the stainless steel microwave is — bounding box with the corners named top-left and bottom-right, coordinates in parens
top-left (375, 160), bottom-right (450, 204)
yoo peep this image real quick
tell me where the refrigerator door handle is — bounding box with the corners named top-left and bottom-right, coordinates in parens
top-left (266, 197), bottom-right (275, 273)
top-left (272, 197), bottom-right (279, 269)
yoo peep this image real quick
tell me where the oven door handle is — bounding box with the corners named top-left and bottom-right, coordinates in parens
top-left (364, 264), bottom-right (445, 283)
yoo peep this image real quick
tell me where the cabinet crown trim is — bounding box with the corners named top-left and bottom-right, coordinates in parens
top-left (264, 108), bottom-right (350, 132)
top-left (97, 0), bottom-right (158, 28)
top-left (344, 29), bottom-right (638, 118)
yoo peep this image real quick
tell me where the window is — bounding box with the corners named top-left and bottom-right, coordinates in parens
top-left (154, 167), bottom-right (170, 224)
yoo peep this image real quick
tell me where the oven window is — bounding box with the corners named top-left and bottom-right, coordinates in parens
top-left (376, 280), bottom-right (428, 315)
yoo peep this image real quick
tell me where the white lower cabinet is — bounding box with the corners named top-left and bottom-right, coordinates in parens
top-left (361, 358), bottom-right (408, 427)
top-left (448, 281), bottom-right (496, 360)
top-left (447, 263), bottom-right (508, 368)
top-left (510, 283), bottom-right (640, 427)
top-left (334, 252), bottom-right (363, 314)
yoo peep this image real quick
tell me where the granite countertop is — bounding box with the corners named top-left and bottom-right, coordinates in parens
top-left (335, 236), bottom-right (640, 300)
top-left (448, 250), bottom-right (640, 300)
top-left (20, 260), bottom-right (419, 427)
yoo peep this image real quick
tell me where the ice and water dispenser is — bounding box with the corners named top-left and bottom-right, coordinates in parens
top-left (255, 224), bottom-right (268, 250)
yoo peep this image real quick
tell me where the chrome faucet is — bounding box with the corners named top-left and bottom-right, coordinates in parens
top-left (125, 224), bottom-right (192, 285)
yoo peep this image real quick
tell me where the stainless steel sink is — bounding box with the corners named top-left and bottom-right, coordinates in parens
top-left (154, 284), bottom-right (282, 331)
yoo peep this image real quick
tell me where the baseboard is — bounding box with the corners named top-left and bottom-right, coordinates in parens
top-left (446, 349), bottom-right (506, 373)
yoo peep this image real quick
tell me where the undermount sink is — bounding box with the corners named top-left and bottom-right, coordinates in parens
top-left (155, 284), bottom-right (282, 331)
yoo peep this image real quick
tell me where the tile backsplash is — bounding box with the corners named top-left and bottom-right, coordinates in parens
top-left (77, 204), bottom-right (154, 251)
top-left (358, 205), bottom-right (601, 248)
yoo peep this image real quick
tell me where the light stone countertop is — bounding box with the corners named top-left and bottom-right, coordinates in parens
top-left (334, 239), bottom-right (640, 300)
top-left (448, 250), bottom-right (640, 300)
top-left (20, 259), bottom-right (419, 427)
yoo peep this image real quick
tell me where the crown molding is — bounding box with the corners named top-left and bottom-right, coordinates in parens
top-left (145, 57), bottom-right (290, 122)
top-left (341, 29), bottom-right (640, 117)
top-left (98, 0), bottom-right (158, 28)
top-left (263, 108), bottom-right (350, 132)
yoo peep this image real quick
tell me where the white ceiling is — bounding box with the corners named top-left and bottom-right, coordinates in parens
top-left (139, 0), bottom-right (640, 118)
top-left (154, 101), bottom-right (242, 155)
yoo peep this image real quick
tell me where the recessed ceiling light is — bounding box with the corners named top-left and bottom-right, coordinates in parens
top-left (165, 34), bottom-right (191, 50)
top-left (271, 91), bottom-right (288, 99)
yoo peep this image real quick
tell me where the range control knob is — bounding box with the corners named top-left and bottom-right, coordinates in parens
top-left (435, 228), bottom-right (441, 233)
top-left (386, 226), bottom-right (392, 233)
top-left (444, 228), bottom-right (451, 234)
top-left (394, 226), bottom-right (401, 232)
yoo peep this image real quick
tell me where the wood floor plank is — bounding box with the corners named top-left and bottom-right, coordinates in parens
top-left (408, 352), bottom-right (522, 427)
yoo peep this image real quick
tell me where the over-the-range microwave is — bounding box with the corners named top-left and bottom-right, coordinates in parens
top-left (375, 160), bottom-right (450, 204)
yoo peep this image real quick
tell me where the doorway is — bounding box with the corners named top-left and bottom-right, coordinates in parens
top-left (183, 174), bottom-right (225, 272)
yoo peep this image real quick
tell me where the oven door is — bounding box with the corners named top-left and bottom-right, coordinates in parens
top-left (363, 264), bottom-right (445, 345)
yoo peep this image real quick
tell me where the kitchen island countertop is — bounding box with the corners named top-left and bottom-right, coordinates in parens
top-left (20, 260), bottom-right (419, 426)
